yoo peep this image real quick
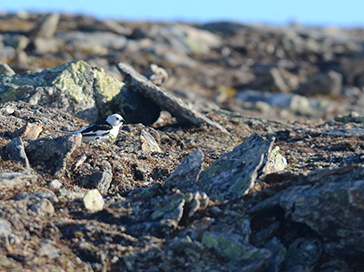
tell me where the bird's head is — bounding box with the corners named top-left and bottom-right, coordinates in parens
top-left (106, 114), bottom-right (124, 127)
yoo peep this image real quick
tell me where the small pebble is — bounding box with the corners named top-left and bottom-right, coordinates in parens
top-left (49, 179), bottom-right (62, 190)
top-left (83, 189), bottom-right (104, 212)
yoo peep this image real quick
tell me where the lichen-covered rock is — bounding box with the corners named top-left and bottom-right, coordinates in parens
top-left (0, 60), bottom-right (124, 121)
top-left (280, 172), bottom-right (364, 256)
top-left (202, 231), bottom-right (272, 272)
top-left (196, 133), bottom-right (277, 200)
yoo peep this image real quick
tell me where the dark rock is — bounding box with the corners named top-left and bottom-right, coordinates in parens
top-left (117, 62), bottom-right (230, 133)
top-left (2, 34), bottom-right (29, 51)
top-left (115, 85), bottom-right (161, 125)
top-left (4, 137), bottom-right (30, 171)
top-left (263, 237), bottom-right (286, 272)
top-left (319, 259), bottom-right (351, 272)
top-left (295, 71), bottom-right (343, 96)
top-left (89, 171), bottom-right (113, 195)
top-left (248, 165), bottom-right (364, 257)
top-left (253, 221), bottom-right (281, 247)
top-left (250, 67), bottom-right (289, 93)
top-left (25, 133), bottom-right (82, 176)
top-left (202, 21), bottom-right (248, 36)
top-left (284, 237), bottom-right (322, 272)
top-left (163, 149), bottom-right (203, 189)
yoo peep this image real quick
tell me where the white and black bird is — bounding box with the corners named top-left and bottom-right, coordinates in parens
top-left (61, 114), bottom-right (124, 142)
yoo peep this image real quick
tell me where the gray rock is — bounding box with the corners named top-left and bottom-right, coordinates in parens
top-left (250, 67), bottom-right (289, 93)
top-left (295, 71), bottom-right (343, 96)
top-left (144, 64), bottom-right (169, 86)
top-left (0, 218), bottom-right (20, 245)
top-left (139, 129), bottom-right (161, 152)
top-left (284, 237), bottom-right (322, 272)
top-left (29, 199), bottom-right (55, 217)
top-left (49, 179), bottom-right (62, 190)
top-left (25, 133), bottom-right (82, 176)
top-left (2, 34), bottom-right (29, 50)
top-left (28, 13), bottom-right (60, 39)
top-left (341, 86), bottom-right (362, 98)
top-left (202, 231), bottom-right (272, 272)
top-left (89, 171), bottom-right (113, 195)
top-left (172, 24), bottom-right (222, 54)
top-left (16, 191), bottom-right (59, 203)
top-left (58, 31), bottom-right (127, 51)
top-left (196, 133), bottom-right (275, 200)
top-left (288, 95), bottom-right (313, 116)
top-left (33, 37), bottom-right (60, 54)
top-left (163, 149), bottom-right (203, 189)
top-left (99, 19), bottom-right (132, 35)
top-left (0, 45), bottom-right (16, 61)
top-left (38, 240), bottom-right (61, 259)
top-left (5, 138), bottom-right (30, 171)
top-left (0, 172), bottom-right (37, 190)
top-left (236, 90), bottom-right (317, 116)
top-left (265, 146), bottom-right (287, 174)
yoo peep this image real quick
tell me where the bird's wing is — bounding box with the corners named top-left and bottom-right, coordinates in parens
top-left (61, 119), bottom-right (113, 134)
top-left (80, 123), bottom-right (113, 136)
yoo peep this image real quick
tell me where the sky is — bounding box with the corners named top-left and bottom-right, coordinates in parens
top-left (2, 0), bottom-right (364, 27)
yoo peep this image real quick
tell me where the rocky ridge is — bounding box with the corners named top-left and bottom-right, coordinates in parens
top-left (0, 12), bottom-right (364, 271)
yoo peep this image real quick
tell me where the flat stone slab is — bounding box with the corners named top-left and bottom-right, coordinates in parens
top-left (117, 62), bottom-right (229, 134)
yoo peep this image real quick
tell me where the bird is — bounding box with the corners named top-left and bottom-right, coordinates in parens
top-left (61, 114), bottom-right (124, 142)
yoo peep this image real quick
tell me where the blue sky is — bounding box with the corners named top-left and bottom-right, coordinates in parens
top-left (2, 0), bottom-right (363, 27)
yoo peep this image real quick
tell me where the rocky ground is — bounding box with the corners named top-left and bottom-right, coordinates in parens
top-left (0, 12), bottom-right (364, 271)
